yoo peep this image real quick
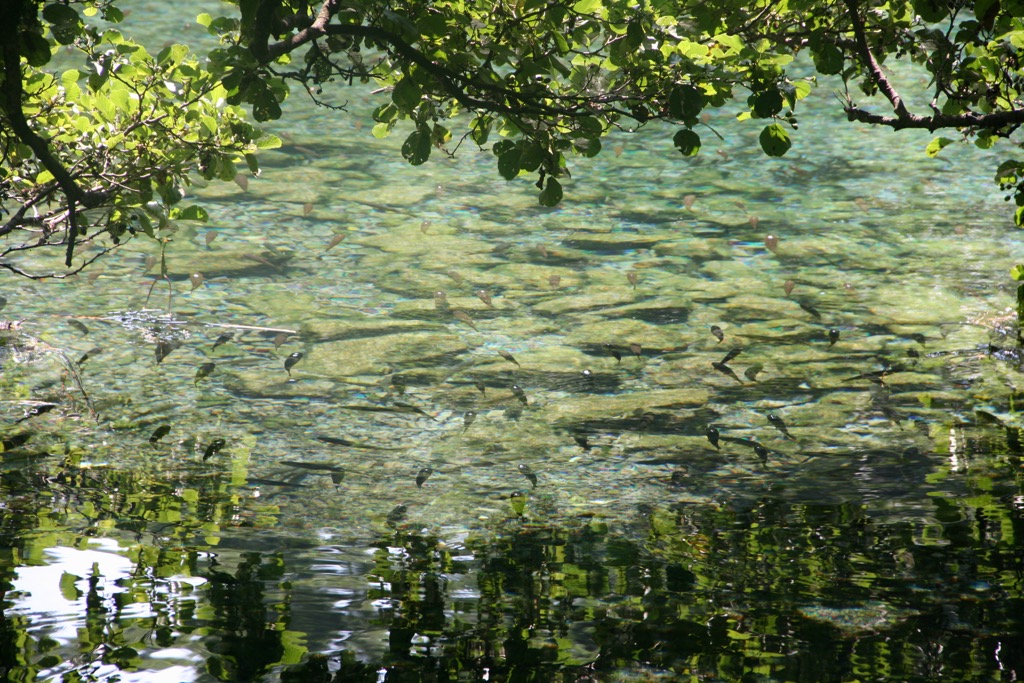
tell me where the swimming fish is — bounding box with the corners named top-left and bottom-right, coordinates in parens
top-left (434, 291), bottom-right (449, 311)
top-left (315, 435), bottom-right (407, 450)
top-left (189, 273), bottom-right (204, 291)
top-left (764, 234), bottom-right (779, 253)
top-left (604, 343), bottom-right (622, 363)
top-left (783, 279), bottom-right (795, 296)
top-left (391, 374), bottom-right (407, 396)
top-left (474, 381), bottom-right (487, 395)
top-left (284, 352), bottom-right (303, 376)
top-left (282, 460), bottom-right (345, 473)
top-left (212, 332), bottom-right (233, 349)
top-left (203, 438), bottom-right (226, 461)
top-left (416, 467), bottom-right (433, 488)
top-left (453, 310), bottom-right (478, 331)
top-left (463, 410), bottom-right (477, 432)
top-left (744, 363), bottom-right (763, 382)
top-left (498, 350), bottom-right (520, 367)
top-left (67, 319), bottom-right (89, 335)
top-left (476, 289), bottom-right (493, 307)
top-left (767, 413), bottom-right (796, 440)
top-left (325, 234), bottom-right (345, 251)
top-left (15, 403), bottom-right (57, 423)
top-left (155, 340), bottom-right (180, 364)
top-left (711, 361), bottom-right (743, 384)
top-left (629, 343), bottom-right (643, 359)
top-left (511, 384), bottom-right (528, 405)
top-left (194, 362), bottom-right (216, 386)
top-left (273, 333), bottom-right (289, 350)
top-left (828, 329), bottom-right (840, 347)
top-left (754, 444), bottom-right (769, 464)
top-left (710, 325), bottom-right (724, 343)
top-left (705, 425), bottom-right (720, 450)
top-left (518, 464), bottom-right (538, 488)
top-left (149, 425), bottom-right (171, 444)
top-left (548, 274), bottom-right (561, 289)
top-left (77, 347), bottom-right (102, 365)
top-left (719, 348), bottom-right (742, 364)
top-left (627, 272), bottom-right (638, 289)
top-left (572, 433), bottom-right (591, 451)
top-left (798, 301), bottom-right (822, 320)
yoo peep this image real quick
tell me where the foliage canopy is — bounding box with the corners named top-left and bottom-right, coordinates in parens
top-left (2, 0), bottom-right (1024, 276)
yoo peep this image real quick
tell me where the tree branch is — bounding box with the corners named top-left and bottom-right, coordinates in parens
top-left (844, 105), bottom-right (1024, 132)
top-left (843, 0), bottom-right (910, 119)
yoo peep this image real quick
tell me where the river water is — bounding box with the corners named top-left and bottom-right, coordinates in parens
top-left (2, 5), bottom-right (1023, 683)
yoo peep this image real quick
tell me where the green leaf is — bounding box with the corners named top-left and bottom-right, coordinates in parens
top-left (668, 84), bottom-right (706, 123)
top-left (470, 116), bottom-right (491, 145)
top-left (673, 129), bottom-right (701, 156)
top-left (539, 177), bottom-right (563, 206)
top-left (573, 0), bottom-right (602, 13)
top-left (196, 12), bottom-right (213, 27)
top-left (371, 122), bottom-right (393, 139)
top-left (170, 206), bottom-right (210, 222)
top-left (244, 153), bottom-right (259, 175)
top-left (157, 44), bottom-right (189, 66)
top-left (912, 0), bottom-right (948, 22)
top-left (256, 134), bottom-right (282, 150)
top-left (811, 44), bottom-right (844, 75)
top-left (42, 3), bottom-right (81, 26)
top-left (1010, 265), bottom-right (1024, 281)
top-left (392, 77), bottom-right (422, 115)
top-left (497, 148), bottom-right (521, 180)
top-left (925, 137), bottom-right (955, 158)
top-left (1016, 206), bottom-right (1024, 227)
top-left (401, 125), bottom-right (431, 165)
top-left (21, 30), bottom-right (52, 67)
top-left (750, 89), bottom-right (783, 118)
top-left (759, 123), bottom-right (791, 156)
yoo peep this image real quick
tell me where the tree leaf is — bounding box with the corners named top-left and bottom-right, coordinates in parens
top-left (673, 129), bottom-right (701, 156)
top-left (811, 44), bottom-right (844, 75)
top-left (925, 137), bottom-right (955, 158)
top-left (401, 125), bottom-right (431, 165)
top-left (392, 77), bottom-right (422, 115)
top-left (750, 89), bottom-right (783, 118)
top-left (759, 124), bottom-right (791, 156)
top-left (1010, 265), bottom-right (1024, 281)
top-left (170, 205), bottom-right (210, 222)
top-left (539, 177), bottom-right (563, 206)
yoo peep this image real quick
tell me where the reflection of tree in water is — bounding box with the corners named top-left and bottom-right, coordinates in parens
top-left (201, 552), bottom-right (290, 681)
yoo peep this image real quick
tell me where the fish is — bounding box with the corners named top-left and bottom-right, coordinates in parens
top-left (334, 403), bottom-right (436, 420)
top-left (720, 436), bottom-right (761, 448)
top-left (572, 433), bottom-right (591, 451)
top-left (669, 470), bottom-right (687, 487)
top-left (498, 350), bottom-right (520, 367)
top-left (155, 340), bottom-right (180, 364)
top-left (474, 381), bottom-right (487, 396)
top-left (783, 279), bottom-right (795, 296)
top-left (627, 271), bottom-right (638, 289)
top-left (629, 343), bottom-right (643, 358)
top-left (447, 270), bottom-right (463, 284)
top-left (580, 369), bottom-right (595, 385)
top-left (510, 491), bottom-right (527, 516)
top-left (463, 410), bottom-right (477, 432)
top-left (67, 319), bottom-right (89, 335)
top-left (683, 194), bottom-right (696, 209)
top-left (386, 503), bottom-right (408, 527)
top-left (281, 460), bottom-right (345, 473)
top-left (453, 310), bottom-right (478, 331)
top-left (754, 444), bottom-right (769, 464)
top-left (518, 463), bottom-right (538, 488)
top-left (511, 384), bottom-right (528, 405)
top-left (194, 362), bottom-right (216, 386)
top-left (416, 467), bottom-right (433, 488)
top-left (710, 325), bottom-right (724, 343)
top-left (705, 425), bottom-right (720, 450)
top-left (212, 332), bottom-right (234, 349)
top-left (203, 438), bottom-right (226, 461)
top-left (843, 365), bottom-right (905, 383)
top-left (538, 244), bottom-right (549, 258)
top-left (434, 291), bottom-right (449, 311)
top-left (15, 403), bottom-right (57, 423)
top-left (719, 348), bottom-right (742, 364)
top-left (548, 274), bottom-right (561, 289)
top-left (749, 215), bottom-right (760, 230)
top-left (284, 351), bottom-right (303, 376)
top-left (711, 361), bottom-right (743, 384)
top-left (205, 232), bottom-right (218, 247)
top-left (245, 477), bottom-right (305, 488)
top-left (744, 363), bottom-right (763, 382)
top-left (315, 435), bottom-right (407, 450)
top-left (476, 289), bottom-right (494, 307)
top-left (324, 234), bottom-right (345, 251)
top-left (767, 413), bottom-right (796, 440)
top-left (390, 375), bottom-right (407, 395)
top-left (764, 234), bottom-right (779, 253)
top-left (273, 333), bottom-right (289, 350)
top-left (77, 347), bottom-right (102, 365)
top-left (189, 272), bottom-right (204, 291)
top-left (604, 343), bottom-right (622, 363)
top-left (330, 472), bottom-right (345, 486)
top-left (828, 329), bottom-right (840, 347)
top-left (798, 301), bottom-right (822, 320)
top-left (149, 425), bottom-right (171, 444)
top-left (303, 203), bottom-right (314, 217)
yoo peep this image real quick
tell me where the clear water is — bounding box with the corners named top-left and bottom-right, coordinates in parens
top-left (2, 7), bottom-right (1024, 682)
